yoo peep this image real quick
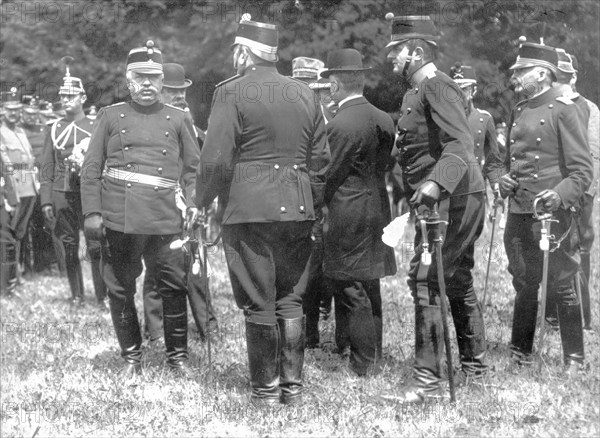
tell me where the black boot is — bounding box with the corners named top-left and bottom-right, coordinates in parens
top-left (510, 289), bottom-right (538, 365)
top-left (396, 305), bottom-right (446, 403)
top-left (109, 297), bottom-right (143, 378)
top-left (449, 297), bottom-right (488, 384)
top-left (90, 252), bottom-right (107, 304)
top-left (579, 255), bottom-right (591, 330)
top-left (162, 292), bottom-right (189, 370)
top-left (245, 321), bottom-right (280, 406)
top-left (558, 301), bottom-right (585, 372)
top-left (66, 253), bottom-right (84, 304)
top-left (279, 316), bottom-right (305, 405)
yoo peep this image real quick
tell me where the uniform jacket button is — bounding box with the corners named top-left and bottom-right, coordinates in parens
top-left (299, 205), bottom-right (305, 211)
top-left (120, 113), bottom-right (125, 118)
top-left (480, 118), bottom-right (484, 123)
top-left (407, 108), bottom-right (412, 114)
top-left (510, 139), bottom-right (515, 144)
top-left (293, 164), bottom-right (298, 170)
top-left (127, 183), bottom-right (132, 188)
top-left (165, 132), bottom-right (169, 137)
top-left (534, 155), bottom-right (539, 160)
top-left (157, 167), bottom-right (163, 174)
top-left (121, 129), bottom-right (126, 134)
top-left (512, 122), bottom-right (517, 127)
top-left (533, 174), bottom-right (538, 179)
top-left (124, 146), bottom-right (129, 151)
top-left (154, 186), bottom-right (159, 191)
top-left (280, 206), bottom-right (286, 212)
top-left (476, 143), bottom-right (480, 147)
top-left (274, 164), bottom-right (280, 170)
top-left (511, 157), bottom-right (516, 162)
top-left (536, 138), bottom-right (541, 144)
top-left (549, 104), bottom-right (554, 109)
top-left (126, 164), bottom-right (132, 169)
top-left (477, 130), bottom-right (482, 134)
top-left (540, 119), bottom-right (545, 125)
top-left (162, 149), bottom-right (167, 155)
top-left (166, 115), bottom-right (170, 120)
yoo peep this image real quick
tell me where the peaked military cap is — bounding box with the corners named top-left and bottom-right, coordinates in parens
top-left (385, 14), bottom-right (440, 49)
top-left (509, 38), bottom-right (558, 73)
top-left (555, 48), bottom-right (575, 74)
top-left (2, 87), bottom-right (22, 109)
top-left (292, 57), bottom-right (324, 81)
top-left (450, 63), bottom-right (477, 87)
top-left (126, 40), bottom-right (163, 74)
top-left (233, 14), bottom-right (279, 62)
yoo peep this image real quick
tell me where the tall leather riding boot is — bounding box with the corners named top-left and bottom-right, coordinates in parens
top-left (1, 238), bottom-right (17, 294)
top-left (91, 257), bottom-right (107, 303)
top-left (65, 244), bottom-right (84, 301)
top-left (396, 305), bottom-right (445, 403)
top-left (245, 321), bottom-right (280, 406)
top-left (279, 316), bottom-right (305, 405)
top-left (162, 292), bottom-right (189, 369)
top-left (334, 294), bottom-right (350, 353)
top-left (109, 296), bottom-right (143, 376)
top-left (579, 253), bottom-right (591, 329)
top-left (449, 297), bottom-right (488, 379)
top-left (558, 302), bottom-right (585, 366)
top-left (510, 289), bottom-right (538, 362)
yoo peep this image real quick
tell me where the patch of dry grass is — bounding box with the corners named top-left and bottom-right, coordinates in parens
top-left (1, 204), bottom-right (599, 437)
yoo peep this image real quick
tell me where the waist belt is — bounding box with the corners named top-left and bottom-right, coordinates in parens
top-left (105, 167), bottom-right (178, 189)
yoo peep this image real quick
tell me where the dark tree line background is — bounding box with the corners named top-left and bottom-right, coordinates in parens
top-left (1, 0), bottom-right (598, 128)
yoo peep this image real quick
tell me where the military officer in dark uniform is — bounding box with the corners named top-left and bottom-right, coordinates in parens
top-left (195, 15), bottom-right (330, 405)
top-left (552, 50), bottom-right (599, 331)
top-left (81, 41), bottom-right (200, 377)
top-left (449, 63), bottom-right (503, 189)
top-left (499, 41), bottom-right (592, 372)
top-left (40, 62), bottom-right (107, 307)
top-left (384, 14), bottom-right (489, 403)
top-left (319, 49), bottom-right (397, 375)
top-left (142, 62), bottom-right (219, 343)
top-left (20, 97), bottom-right (56, 274)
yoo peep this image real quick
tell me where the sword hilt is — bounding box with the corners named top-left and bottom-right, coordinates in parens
top-left (416, 205), bottom-right (448, 266)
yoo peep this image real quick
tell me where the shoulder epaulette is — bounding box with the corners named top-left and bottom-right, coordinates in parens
top-left (556, 96), bottom-right (574, 105)
top-left (215, 74), bottom-right (241, 88)
top-left (104, 102), bottom-right (126, 110)
top-left (164, 103), bottom-right (186, 112)
top-left (476, 108), bottom-right (492, 117)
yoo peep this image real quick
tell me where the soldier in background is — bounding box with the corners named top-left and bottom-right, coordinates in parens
top-left (0, 88), bottom-right (38, 289)
top-left (142, 62), bottom-right (219, 344)
top-left (20, 96), bottom-right (57, 274)
top-left (1, 150), bottom-right (19, 294)
top-left (499, 41), bottom-right (592, 373)
top-left (40, 60), bottom-right (107, 307)
top-left (82, 41), bottom-right (199, 377)
top-left (449, 63), bottom-right (503, 190)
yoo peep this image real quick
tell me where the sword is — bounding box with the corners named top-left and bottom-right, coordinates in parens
top-left (482, 185), bottom-right (504, 308)
top-left (419, 206), bottom-right (455, 402)
top-left (532, 197), bottom-right (557, 370)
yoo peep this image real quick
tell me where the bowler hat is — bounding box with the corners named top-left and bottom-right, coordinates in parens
top-left (163, 63), bottom-right (192, 88)
top-left (320, 49), bottom-right (371, 78)
top-left (233, 14), bottom-right (278, 62)
top-left (385, 14), bottom-right (440, 49)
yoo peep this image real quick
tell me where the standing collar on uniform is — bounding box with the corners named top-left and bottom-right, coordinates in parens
top-left (526, 86), bottom-right (559, 109)
top-left (241, 64), bottom-right (278, 76)
top-left (129, 100), bottom-right (164, 114)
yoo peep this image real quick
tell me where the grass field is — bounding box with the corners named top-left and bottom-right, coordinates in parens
top-left (1, 203), bottom-right (599, 437)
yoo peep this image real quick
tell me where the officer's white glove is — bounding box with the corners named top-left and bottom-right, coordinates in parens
top-left (410, 180), bottom-right (441, 209)
top-left (184, 207), bottom-right (199, 234)
top-left (42, 205), bottom-right (56, 228)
